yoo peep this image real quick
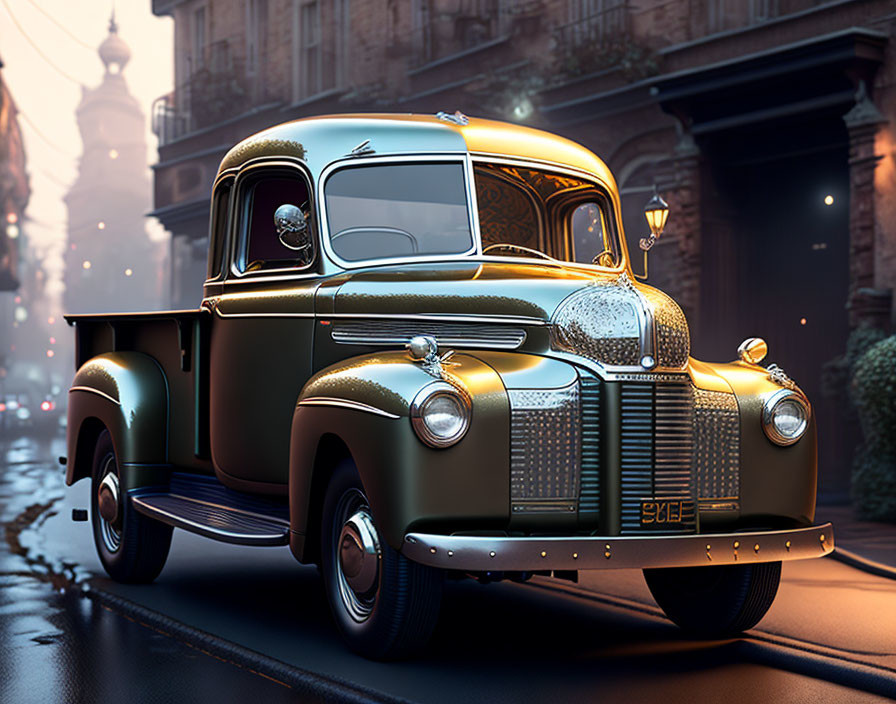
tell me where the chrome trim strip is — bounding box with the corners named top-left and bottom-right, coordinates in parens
top-left (214, 308), bottom-right (315, 319)
top-left (402, 523), bottom-right (834, 571)
top-left (68, 386), bottom-right (120, 406)
top-left (331, 321), bottom-right (527, 349)
top-left (298, 397), bottom-right (401, 419)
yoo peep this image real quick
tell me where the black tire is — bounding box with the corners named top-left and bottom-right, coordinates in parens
top-left (320, 459), bottom-right (443, 660)
top-left (643, 561), bottom-right (781, 637)
top-left (90, 429), bottom-right (172, 583)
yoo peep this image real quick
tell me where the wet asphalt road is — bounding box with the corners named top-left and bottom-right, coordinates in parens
top-left (2, 433), bottom-right (895, 703)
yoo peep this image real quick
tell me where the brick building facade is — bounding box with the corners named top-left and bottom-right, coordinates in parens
top-left (151, 0), bottom-right (895, 495)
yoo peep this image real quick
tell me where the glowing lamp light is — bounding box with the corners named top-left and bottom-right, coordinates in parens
top-left (48, 316), bottom-right (55, 325)
top-left (40, 400), bottom-right (53, 411)
top-left (46, 350), bottom-right (55, 358)
top-left (97, 221), bottom-right (106, 230)
top-left (109, 149), bottom-right (119, 159)
top-left (824, 195), bottom-right (834, 206)
top-left (644, 193), bottom-right (670, 237)
top-left (82, 260), bottom-right (92, 270)
top-left (14, 306), bottom-right (27, 323)
top-left (6, 223), bottom-right (19, 239)
top-left (125, 268), bottom-right (133, 277)
top-left (49, 337), bottom-right (56, 344)
top-left (0, 403), bottom-right (6, 412)
top-left (6, 212), bottom-right (17, 224)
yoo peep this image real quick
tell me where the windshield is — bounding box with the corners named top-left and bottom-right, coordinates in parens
top-left (474, 163), bottom-right (621, 268)
top-left (325, 162), bottom-right (474, 263)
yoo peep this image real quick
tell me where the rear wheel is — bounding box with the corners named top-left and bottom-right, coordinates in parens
top-left (643, 561), bottom-right (781, 637)
top-left (90, 430), bottom-right (172, 583)
top-left (320, 460), bottom-right (443, 659)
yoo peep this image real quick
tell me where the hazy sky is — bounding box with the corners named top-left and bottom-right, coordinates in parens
top-left (1, 0), bottom-right (173, 304)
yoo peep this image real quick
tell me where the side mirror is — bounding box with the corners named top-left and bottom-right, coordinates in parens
top-left (274, 203), bottom-right (310, 252)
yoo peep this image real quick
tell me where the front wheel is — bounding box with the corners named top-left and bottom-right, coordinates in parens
top-left (90, 429), bottom-right (172, 583)
top-left (320, 460), bottom-right (443, 659)
top-left (643, 561), bottom-right (781, 637)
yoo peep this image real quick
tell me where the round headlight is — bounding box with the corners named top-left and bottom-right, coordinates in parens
top-left (762, 389), bottom-right (809, 446)
top-left (410, 382), bottom-right (470, 448)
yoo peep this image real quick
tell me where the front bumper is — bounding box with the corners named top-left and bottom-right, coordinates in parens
top-left (402, 523), bottom-right (833, 571)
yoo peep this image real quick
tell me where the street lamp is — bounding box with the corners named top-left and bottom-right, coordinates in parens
top-left (634, 190), bottom-right (670, 280)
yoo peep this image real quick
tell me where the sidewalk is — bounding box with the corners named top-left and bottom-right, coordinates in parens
top-left (816, 504), bottom-right (896, 571)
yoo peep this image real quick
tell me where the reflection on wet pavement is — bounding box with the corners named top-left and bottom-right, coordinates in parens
top-left (0, 435), bottom-right (302, 704)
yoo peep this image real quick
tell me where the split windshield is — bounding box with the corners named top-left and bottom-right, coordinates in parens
top-left (323, 159), bottom-right (621, 268)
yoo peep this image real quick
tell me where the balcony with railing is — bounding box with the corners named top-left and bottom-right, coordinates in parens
top-left (555, 0), bottom-right (631, 48)
top-left (152, 36), bottom-right (260, 146)
top-left (409, 0), bottom-right (513, 70)
top-left (689, 0), bottom-right (843, 39)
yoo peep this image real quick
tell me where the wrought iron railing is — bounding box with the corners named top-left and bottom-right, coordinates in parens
top-left (555, 0), bottom-right (630, 47)
top-left (409, 0), bottom-right (512, 69)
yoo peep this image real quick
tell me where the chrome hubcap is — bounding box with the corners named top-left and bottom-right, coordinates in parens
top-left (98, 472), bottom-right (120, 524)
top-left (98, 455), bottom-right (122, 553)
top-left (335, 492), bottom-right (381, 623)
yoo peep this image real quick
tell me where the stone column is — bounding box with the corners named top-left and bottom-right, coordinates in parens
top-left (658, 123), bottom-right (702, 332)
top-left (844, 81), bottom-right (891, 329)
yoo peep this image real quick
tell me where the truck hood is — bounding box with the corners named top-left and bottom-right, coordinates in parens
top-left (330, 260), bottom-right (690, 370)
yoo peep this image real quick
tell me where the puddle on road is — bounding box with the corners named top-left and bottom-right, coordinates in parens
top-left (0, 434), bottom-right (299, 703)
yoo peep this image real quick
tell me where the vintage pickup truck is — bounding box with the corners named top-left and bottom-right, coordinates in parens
top-left (65, 113), bottom-right (832, 659)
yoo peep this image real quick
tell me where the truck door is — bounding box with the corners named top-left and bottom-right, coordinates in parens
top-left (208, 162), bottom-right (319, 493)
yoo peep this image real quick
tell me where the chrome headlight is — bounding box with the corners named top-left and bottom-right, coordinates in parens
top-left (761, 389), bottom-right (809, 446)
top-left (410, 382), bottom-right (470, 448)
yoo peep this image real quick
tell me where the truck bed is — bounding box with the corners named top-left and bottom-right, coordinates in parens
top-left (66, 309), bottom-right (212, 470)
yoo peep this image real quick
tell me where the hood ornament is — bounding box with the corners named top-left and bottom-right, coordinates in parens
top-left (766, 363), bottom-right (798, 391)
top-left (407, 335), bottom-right (457, 378)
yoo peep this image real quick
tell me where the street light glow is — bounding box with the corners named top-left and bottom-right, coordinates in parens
top-left (6, 212), bottom-right (17, 224)
top-left (109, 149), bottom-right (119, 159)
top-left (824, 195), bottom-right (834, 206)
top-left (82, 260), bottom-right (92, 270)
top-left (46, 350), bottom-right (55, 359)
top-left (97, 221), bottom-right (106, 230)
top-left (125, 268), bottom-right (133, 276)
top-left (6, 223), bottom-right (19, 239)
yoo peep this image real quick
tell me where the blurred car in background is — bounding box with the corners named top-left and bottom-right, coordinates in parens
top-left (0, 361), bottom-right (66, 436)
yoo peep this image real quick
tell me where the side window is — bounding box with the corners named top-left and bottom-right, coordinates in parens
top-left (237, 169), bottom-right (314, 273)
top-left (570, 201), bottom-right (612, 266)
top-left (207, 178), bottom-right (233, 280)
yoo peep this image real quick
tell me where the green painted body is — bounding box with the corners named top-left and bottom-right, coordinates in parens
top-left (65, 114), bottom-right (818, 564)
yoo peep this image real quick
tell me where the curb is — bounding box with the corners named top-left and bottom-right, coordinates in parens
top-left (830, 547), bottom-right (896, 581)
top-left (78, 585), bottom-right (412, 704)
top-left (527, 578), bottom-right (896, 700)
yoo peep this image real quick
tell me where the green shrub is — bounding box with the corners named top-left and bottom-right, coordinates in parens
top-left (851, 447), bottom-right (896, 521)
top-left (851, 335), bottom-right (896, 521)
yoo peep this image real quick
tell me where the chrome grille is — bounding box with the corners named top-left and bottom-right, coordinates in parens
top-left (620, 378), bottom-right (696, 534)
top-left (331, 321), bottom-right (526, 349)
top-left (694, 388), bottom-right (740, 510)
top-left (579, 373), bottom-right (601, 524)
top-left (509, 382), bottom-right (580, 514)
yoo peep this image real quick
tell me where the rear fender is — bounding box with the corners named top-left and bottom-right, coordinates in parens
top-left (66, 352), bottom-right (169, 486)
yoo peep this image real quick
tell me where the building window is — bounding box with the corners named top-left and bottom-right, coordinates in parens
top-left (192, 6), bottom-right (206, 70)
top-left (246, 0), bottom-right (268, 76)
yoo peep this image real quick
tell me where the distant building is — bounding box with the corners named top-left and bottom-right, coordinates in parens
top-left (0, 55), bottom-right (29, 292)
top-left (150, 0), bottom-right (895, 496)
top-left (64, 16), bottom-right (164, 315)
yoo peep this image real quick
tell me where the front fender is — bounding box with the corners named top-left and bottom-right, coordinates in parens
top-left (289, 352), bottom-right (509, 560)
top-left (691, 358), bottom-right (817, 527)
top-left (66, 352), bottom-right (169, 485)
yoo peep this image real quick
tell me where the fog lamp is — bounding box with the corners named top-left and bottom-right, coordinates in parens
top-left (410, 382), bottom-right (470, 448)
top-left (762, 389), bottom-right (809, 446)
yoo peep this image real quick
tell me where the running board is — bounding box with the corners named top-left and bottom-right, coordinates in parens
top-left (130, 472), bottom-right (290, 546)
